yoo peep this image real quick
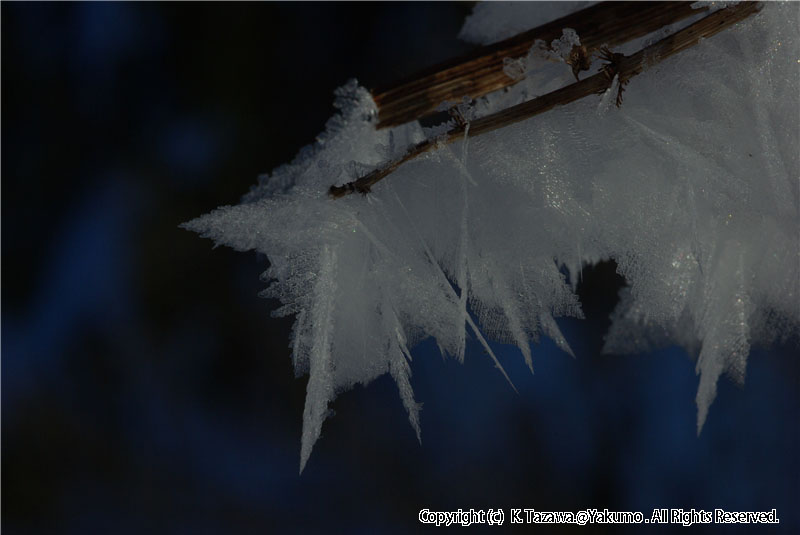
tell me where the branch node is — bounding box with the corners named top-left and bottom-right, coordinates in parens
top-left (598, 46), bottom-right (629, 107)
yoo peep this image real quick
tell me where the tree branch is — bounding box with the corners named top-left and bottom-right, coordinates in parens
top-left (372, 2), bottom-right (709, 129)
top-left (330, 2), bottom-right (761, 199)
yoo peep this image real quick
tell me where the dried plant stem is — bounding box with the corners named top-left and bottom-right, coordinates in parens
top-left (330, 2), bottom-right (761, 199)
top-left (373, 2), bottom-right (708, 129)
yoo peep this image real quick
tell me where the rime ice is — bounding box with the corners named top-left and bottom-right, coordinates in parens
top-left (184, 3), bottom-right (799, 470)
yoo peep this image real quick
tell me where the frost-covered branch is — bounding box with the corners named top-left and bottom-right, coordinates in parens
top-left (185, 1), bottom-right (798, 472)
top-left (331, 2), bottom-right (761, 199)
top-left (373, 1), bottom-right (709, 128)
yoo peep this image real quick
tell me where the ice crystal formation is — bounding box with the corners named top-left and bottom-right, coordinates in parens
top-left (184, 2), bottom-right (799, 472)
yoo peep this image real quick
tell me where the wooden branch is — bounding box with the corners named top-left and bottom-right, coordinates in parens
top-left (330, 2), bottom-right (761, 199)
top-left (373, 2), bottom-right (709, 129)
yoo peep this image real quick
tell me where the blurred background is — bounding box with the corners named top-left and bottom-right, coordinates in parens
top-left (2, 3), bottom-right (798, 533)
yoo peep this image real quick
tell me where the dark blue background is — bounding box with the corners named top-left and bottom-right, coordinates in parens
top-left (3, 3), bottom-right (798, 534)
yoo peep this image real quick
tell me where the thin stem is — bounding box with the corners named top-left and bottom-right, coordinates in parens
top-left (330, 2), bottom-right (761, 199)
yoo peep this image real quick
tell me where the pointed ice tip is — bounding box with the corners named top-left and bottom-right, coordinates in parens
top-left (299, 437), bottom-right (314, 475)
top-left (409, 417), bottom-right (422, 445)
top-left (696, 405), bottom-right (708, 437)
top-left (299, 445), bottom-right (312, 474)
top-left (526, 360), bottom-right (534, 375)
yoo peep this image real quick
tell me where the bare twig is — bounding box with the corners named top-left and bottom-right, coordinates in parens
top-left (330, 2), bottom-right (761, 199)
top-left (372, 2), bottom-right (709, 129)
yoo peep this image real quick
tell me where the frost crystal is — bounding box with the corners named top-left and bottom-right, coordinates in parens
top-left (459, 2), bottom-right (594, 45)
top-left (184, 3), bottom-right (799, 470)
top-left (691, 1), bottom-right (741, 11)
top-left (549, 28), bottom-right (581, 60)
